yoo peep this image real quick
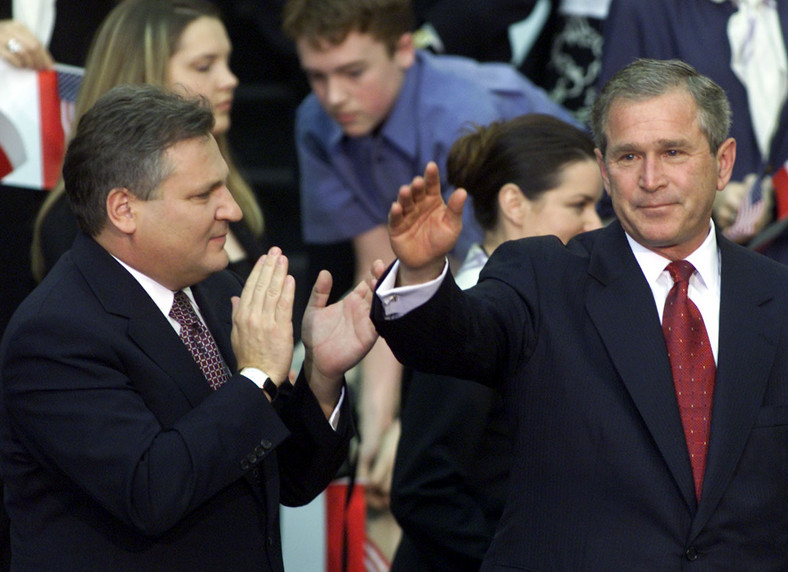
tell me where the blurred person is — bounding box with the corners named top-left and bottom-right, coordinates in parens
top-left (281, 0), bottom-right (577, 512)
top-left (0, 83), bottom-right (378, 571)
top-left (391, 114), bottom-right (602, 571)
top-left (371, 59), bottom-right (788, 569)
top-left (31, 0), bottom-right (266, 283)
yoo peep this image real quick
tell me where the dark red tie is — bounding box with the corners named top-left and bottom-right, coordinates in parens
top-left (662, 261), bottom-right (715, 500)
top-left (169, 290), bottom-right (229, 390)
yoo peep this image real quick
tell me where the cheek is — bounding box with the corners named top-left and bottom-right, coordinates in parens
top-left (359, 75), bottom-right (397, 114)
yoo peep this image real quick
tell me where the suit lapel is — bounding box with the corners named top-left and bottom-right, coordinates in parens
top-left (584, 223), bottom-right (697, 508)
top-left (72, 235), bottom-right (214, 407)
top-left (690, 237), bottom-right (778, 537)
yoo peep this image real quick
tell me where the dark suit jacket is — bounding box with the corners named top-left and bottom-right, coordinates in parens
top-left (391, 370), bottom-right (512, 572)
top-left (373, 221), bottom-right (788, 571)
top-left (0, 234), bottom-right (351, 571)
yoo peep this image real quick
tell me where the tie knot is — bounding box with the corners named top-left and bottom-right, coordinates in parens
top-left (169, 290), bottom-right (197, 327)
top-left (666, 260), bottom-right (695, 285)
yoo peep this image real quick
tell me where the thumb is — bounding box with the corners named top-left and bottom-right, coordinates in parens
top-left (307, 269), bottom-right (333, 311)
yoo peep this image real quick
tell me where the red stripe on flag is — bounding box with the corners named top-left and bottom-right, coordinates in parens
top-left (0, 146), bottom-right (12, 179)
top-left (326, 481), bottom-right (367, 572)
top-left (773, 163), bottom-right (788, 221)
top-left (37, 69), bottom-right (64, 190)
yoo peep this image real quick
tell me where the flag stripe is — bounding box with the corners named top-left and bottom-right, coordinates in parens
top-left (0, 146), bottom-right (12, 179)
top-left (773, 162), bottom-right (788, 220)
top-left (37, 69), bottom-right (64, 189)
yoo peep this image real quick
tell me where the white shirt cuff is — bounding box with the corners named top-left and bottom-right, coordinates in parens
top-left (240, 367), bottom-right (272, 389)
top-left (242, 367), bottom-right (345, 431)
top-left (375, 258), bottom-right (449, 319)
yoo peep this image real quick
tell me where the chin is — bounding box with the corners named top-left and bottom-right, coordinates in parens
top-left (212, 117), bottom-right (230, 136)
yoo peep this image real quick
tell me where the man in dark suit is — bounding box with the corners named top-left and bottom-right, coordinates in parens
top-left (0, 84), bottom-right (378, 571)
top-left (370, 58), bottom-right (788, 569)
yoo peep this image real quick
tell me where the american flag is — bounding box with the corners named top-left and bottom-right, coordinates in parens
top-left (724, 175), bottom-right (766, 242)
top-left (56, 63), bottom-right (83, 139)
top-left (0, 62), bottom-right (83, 190)
top-left (772, 160), bottom-right (788, 221)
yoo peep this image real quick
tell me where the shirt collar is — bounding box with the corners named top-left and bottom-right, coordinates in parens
top-left (112, 256), bottom-right (198, 318)
top-left (626, 220), bottom-right (720, 292)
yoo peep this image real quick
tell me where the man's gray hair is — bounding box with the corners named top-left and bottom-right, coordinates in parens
top-left (591, 58), bottom-right (731, 158)
top-left (63, 83), bottom-right (215, 236)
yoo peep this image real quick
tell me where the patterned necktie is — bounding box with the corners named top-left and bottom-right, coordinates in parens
top-left (662, 261), bottom-right (716, 500)
top-left (169, 290), bottom-right (229, 390)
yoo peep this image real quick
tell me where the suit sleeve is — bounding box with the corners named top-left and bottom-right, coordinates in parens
top-left (274, 369), bottom-right (353, 507)
top-left (371, 253), bottom-right (536, 386)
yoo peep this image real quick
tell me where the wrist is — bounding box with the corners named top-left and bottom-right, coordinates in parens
top-left (240, 367), bottom-right (279, 401)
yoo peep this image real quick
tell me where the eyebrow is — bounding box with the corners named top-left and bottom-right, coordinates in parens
top-left (303, 60), bottom-right (365, 75)
top-left (608, 138), bottom-right (691, 156)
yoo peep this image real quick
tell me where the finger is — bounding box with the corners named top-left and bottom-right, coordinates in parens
top-left (1, 28), bottom-right (50, 69)
top-left (274, 274), bottom-right (295, 325)
top-left (408, 175), bottom-right (427, 206)
top-left (446, 187), bottom-right (468, 217)
top-left (307, 269), bottom-right (333, 311)
top-left (261, 251), bottom-right (289, 316)
top-left (423, 161), bottom-right (442, 196)
top-left (388, 200), bottom-right (404, 231)
top-left (398, 180), bottom-right (418, 214)
top-left (30, 45), bottom-right (53, 70)
top-left (371, 259), bottom-right (386, 280)
top-left (236, 253), bottom-right (267, 315)
top-left (251, 247), bottom-right (282, 307)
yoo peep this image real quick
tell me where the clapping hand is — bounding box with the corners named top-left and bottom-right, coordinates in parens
top-left (301, 268), bottom-right (380, 418)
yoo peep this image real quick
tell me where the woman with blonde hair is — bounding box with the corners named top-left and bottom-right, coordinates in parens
top-left (31, 0), bottom-right (264, 282)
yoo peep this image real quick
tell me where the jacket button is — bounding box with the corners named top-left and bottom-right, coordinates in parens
top-left (240, 459), bottom-right (250, 471)
top-left (685, 547), bottom-right (699, 561)
top-left (261, 439), bottom-right (272, 449)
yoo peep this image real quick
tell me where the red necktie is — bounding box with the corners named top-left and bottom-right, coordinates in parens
top-left (169, 290), bottom-right (229, 390)
top-left (662, 261), bottom-right (715, 500)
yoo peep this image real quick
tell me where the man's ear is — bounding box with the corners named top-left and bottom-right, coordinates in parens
top-left (106, 188), bottom-right (137, 234)
top-left (595, 148), bottom-right (611, 197)
top-left (715, 137), bottom-right (736, 191)
top-left (394, 32), bottom-right (416, 69)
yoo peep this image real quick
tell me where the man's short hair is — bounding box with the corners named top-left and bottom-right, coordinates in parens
top-left (282, 0), bottom-right (414, 54)
top-left (63, 84), bottom-right (215, 236)
top-left (591, 58), bottom-right (731, 158)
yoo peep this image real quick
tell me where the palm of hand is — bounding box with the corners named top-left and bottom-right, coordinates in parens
top-left (389, 162), bottom-right (464, 269)
top-left (302, 282), bottom-right (378, 380)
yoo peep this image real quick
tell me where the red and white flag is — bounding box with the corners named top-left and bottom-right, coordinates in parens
top-left (772, 160), bottom-right (788, 221)
top-left (0, 61), bottom-right (82, 190)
